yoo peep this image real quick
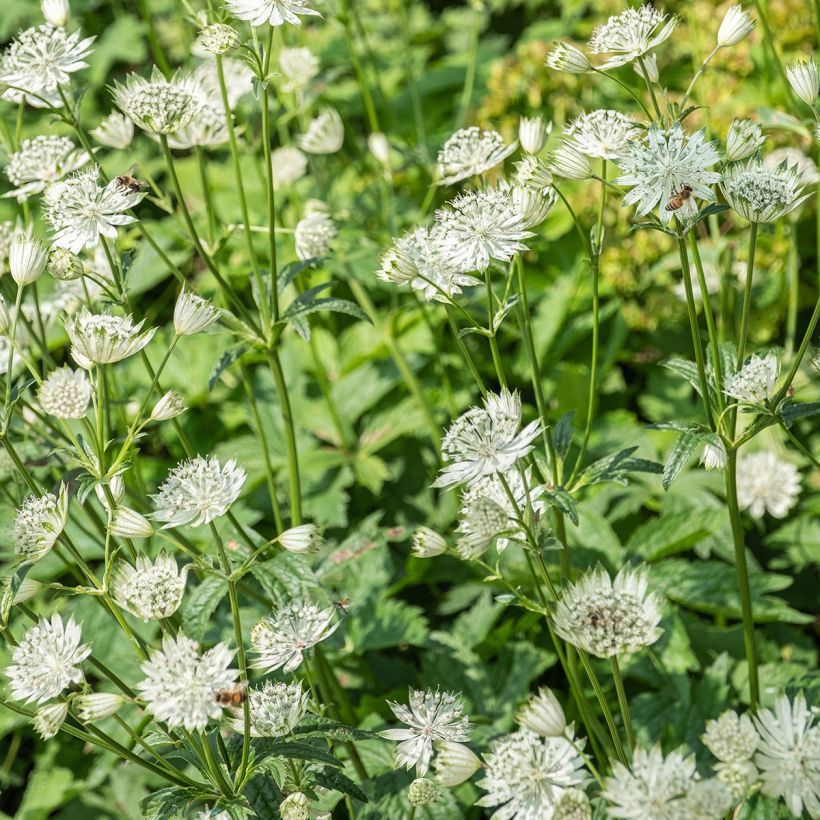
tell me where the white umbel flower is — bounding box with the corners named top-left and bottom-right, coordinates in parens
top-left (112, 67), bottom-right (203, 135)
top-left (90, 112), bottom-right (134, 150)
top-left (235, 681), bottom-right (309, 737)
top-left (38, 366), bottom-right (91, 418)
top-left (111, 552), bottom-right (189, 621)
top-left (411, 527), bottom-right (447, 558)
top-left (34, 701), bottom-right (68, 739)
top-left (9, 229), bottom-right (48, 286)
top-left (615, 125), bottom-right (720, 223)
top-left (765, 148), bottom-right (820, 185)
top-left (42, 0), bottom-right (70, 27)
top-left (45, 167), bottom-right (144, 252)
top-left (725, 119), bottom-right (764, 162)
top-left (434, 741), bottom-right (482, 786)
top-left (13, 486), bottom-right (69, 563)
top-left (173, 289), bottom-right (222, 336)
top-left (151, 456), bottom-right (246, 528)
top-left (552, 566), bottom-right (663, 658)
top-left (721, 158), bottom-right (811, 223)
top-left (588, 5), bottom-right (678, 68)
top-left (226, 0), bottom-right (321, 27)
top-left (548, 142), bottom-right (592, 180)
top-left (138, 634), bottom-right (237, 731)
top-left (279, 47), bottom-right (319, 92)
top-left (435, 127), bottom-right (517, 186)
top-left (75, 692), bottom-right (125, 721)
top-left (517, 687), bottom-right (567, 738)
top-left (295, 210), bottom-right (336, 260)
top-left (680, 779), bottom-right (734, 820)
top-left (434, 389), bottom-right (540, 489)
top-left (477, 730), bottom-right (587, 819)
top-left (724, 352), bottom-right (779, 402)
top-left (4, 135), bottom-right (88, 201)
top-left (299, 107), bottom-right (344, 154)
top-left (64, 309), bottom-right (156, 367)
top-left (554, 788), bottom-right (592, 820)
top-left (408, 778), bottom-right (439, 806)
top-left (381, 689), bottom-right (470, 776)
top-left (278, 523), bottom-right (323, 553)
top-left (702, 709), bottom-right (759, 763)
top-left (6, 614), bottom-right (91, 704)
top-left (718, 5), bottom-right (755, 47)
top-left (565, 110), bottom-right (640, 160)
top-left (197, 23), bottom-right (240, 55)
top-left (754, 693), bottom-right (820, 818)
top-left (546, 42), bottom-right (592, 74)
top-left (271, 146), bottom-right (308, 186)
top-left (251, 601), bottom-right (339, 674)
top-left (736, 451), bottom-right (800, 518)
top-left (786, 60), bottom-right (819, 106)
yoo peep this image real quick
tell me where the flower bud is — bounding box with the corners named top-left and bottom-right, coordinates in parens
top-left (411, 527), bottom-right (447, 558)
top-left (517, 687), bottom-right (566, 737)
top-left (546, 42), bottom-right (592, 73)
top-left (786, 60), bottom-right (819, 106)
top-left (10, 229), bottom-right (48, 287)
top-left (41, 0), bottom-right (70, 27)
top-left (48, 246), bottom-right (84, 280)
top-left (96, 475), bottom-right (125, 511)
top-left (280, 792), bottom-right (309, 820)
top-left (433, 741), bottom-right (482, 786)
top-left (13, 578), bottom-right (42, 604)
top-left (726, 119), bottom-right (764, 161)
top-left (368, 132), bottom-right (390, 166)
top-left (150, 389), bottom-right (186, 422)
top-left (408, 778), bottom-right (439, 807)
top-left (717, 5), bottom-right (755, 47)
top-left (635, 53), bottom-right (659, 83)
top-left (278, 523), bottom-right (323, 553)
top-left (701, 439), bottom-right (727, 471)
top-left (198, 23), bottom-right (240, 54)
top-left (110, 507), bottom-right (154, 538)
top-left (75, 692), bottom-right (125, 721)
top-left (548, 142), bottom-right (591, 180)
top-left (173, 289), bottom-right (222, 336)
top-left (35, 702), bottom-right (68, 739)
top-left (519, 116), bottom-right (550, 155)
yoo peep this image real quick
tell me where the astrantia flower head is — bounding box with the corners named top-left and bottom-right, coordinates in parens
top-left (13, 485), bottom-right (69, 563)
top-left (566, 110), bottom-right (641, 160)
top-left (554, 788), bottom-right (592, 820)
top-left (718, 5), bottom-right (755, 47)
top-left (112, 67), bottom-right (203, 135)
top-left (38, 366), bottom-right (91, 418)
top-left (753, 693), bottom-right (820, 817)
top-left (110, 507), bottom-right (155, 539)
top-left (111, 552), bottom-right (189, 621)
top-left (615, 125), bottom-right (720, 222)
top-left (90, 112), bottom-right (134, 150)
top-left (174, 289), bottom-right (222, 336)
top-left (64, 309), bottom-right (156, 367)
top-left (279, 46), bottom-right (320, 92)
top-left (435, 127), bottom-right (517, 186)
top-left (226, 0), bottom-right (321, 27)
top-left (434, 741), bottom-right (483, 787)
top-left (0, 25), bottom-right (94, 108)
top-left (765, 148), bottom-right (820, 185)
top-left (251, 601), bottom-right (339, 674)
top-left (236, 681), bottom-right (309, 737)
top-left (295, 210), bottom-right (336, 260)
top-left (546, 42), bottom-right (592, 73)
top-left (34, 701), bottom-right (68, 739)
top-left (279, 793), bottom-right (310, 820)
top-left (517, 687), bottom-right (567, 738)
top-left (138, 634), bottom-right (237, 731)
top-left (552, 565), bottom-right (663, 657)
top-left (721, 158), bottom-right (811, 222)
top-left (6, 613), bottom-right (91, 704)
top-left (408, 778), bottom-right (440, 806)
top-left (411, 526), bottom-right (447, 558)
top-left (4, 135), bottom-right (88, 201)
top-left (680, 779), bottom-right (734, 820)
top-left (381, 689), bottom-right (470, 775)
top-left (435, 188), bottom-right (533, 272)
top-left (588, 4), bottom-right (678, 68)
top-left (736, 451), bottom-right (800, 518)
top-left (150, 389), bottom-right (186, 422)
top-left (519, 116), bottom-right (551, 155)
top-left (151, 455), bottom-right (246, 528)
top-left (723, 352), bottom-right (779, 402)
top-left (45, 167), bottom-right (144, 252)
top-left (786, 60), bottom-right (819, 106)
top-left (725, 119), bottom-right (764, 162)
top-left (477, 730), bottom-right (587, 818)
top-left (299, 107), bottom-right (344, 154)
top-left (702, 709), bottom-right (759, 763)
top-left (271, 145), bottom-right (308, 186)
top-left (197, 23), bottom-right (240, 55)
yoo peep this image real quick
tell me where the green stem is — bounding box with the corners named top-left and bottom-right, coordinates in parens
top-left (194, 146), bottom-right (218, 244)
top-left (736, 222), bottom-right (758, 369)
top-left (680, 46), bottom-right (719, 109)
top-left (340, 0), bottom-right (380, 133)
top-left (136, 0), bottom-right (171, 75)
top-left (785, 226), bottom-right (798, 358)
top-left (268, 348), bottom-right (302, 525)
top-left (445, 305), bottom-right (486, 394)
top-left (485, 268), bottom-right (507, 389)
top-left (455, 6), bottom-right (482, 128)
top-left (610, 656), bottom-right (635, 751)
top-left (261, 27), bottom-right (279, 327)
top-left (771, 291), bottom-right (820, 406)
top-left (637, 55), bottom-right (663, 120)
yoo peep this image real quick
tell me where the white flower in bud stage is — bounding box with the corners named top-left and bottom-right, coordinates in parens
top-left (514, 155), bottom-right (553, 190)
top-left (197, 23), bottom-right (240, 55)
top-left (433, 741), bottom-right (482, 786)
top-left (279, 792), bottom-right (310, 820)
top-left (6, 614), bottom-right (91, 704)
top-left (48, 246), bottom-right (83, 280)
top-left (517, 687), bottom-right (567, 738)
top-left (34, 701), bottom-right (68, 739)
top-left (299, 107), bottom-right (344, 154)
top-left (724, 352), bottom-right (779, 402)
top-left (477, 730), bottom-right (587, 818)
top-left (408, 778), bottom-right (439, 806)
top-left (381, 689), bottom-right (470, 776)
top-left (505, 182), bottom-right (557, 228)
top-left (9, 229), bottom-right (48, 286)
top-left (110, 507), bottom-right (155, 538)
top-left (295, 210), bottom-right (336, 260)
top-left (636, 52), bottom-right (659, 82)
top-left (435, 127), bottom-right (517, 186)
top-left (565, 109), bottom-right (641, 160)
top-left (434, 389), bottom-right (540, 489)
top-left (151, 455), bottom-right (246, 528)
top-left (90, 112), bottom-right (135, 150)
top-left (552, 565), bottom-right (663, 658)
top-left (174, 289), bottom-right (222, 336)
top-left (4, 135), bottom-right (88, 201)
top-left (226, 0), bottom-right (321, 27)
top-left (548, 142), bottom-right (591, 180)
top-left (721, 159), bottom-right (811, 222)
top-left (151, 389), bottom-right (186, 422)
top-left (278, 523), bottom-right (323, 553)
top-left (112, 67), bottom-right (203, 135)
top-left (42, 0), bottom-right (70, 27)
top-left (75, 692), bottom-right (125, 721)
top-left (95, 474), bottom-right (124, 512)
top-left (702, 709), bottom-right (759, 764)
top-left (235, 681), bottom-right (309, 737)
top-left (736, 451), bottom-right (800, 518)
top-left (64, 309), bottom-right (156, 367)
top-left (368, 132), bottom-right (391, 166)
top-left (718, 5), bottom-right (755, 47)
top-left (411, 526), bottom-right (447, 558)
top-left (111, 552), bottom-right (189, 621)
top-left (0, 295), bottom-right (9, 335)
top-left (279, 46), bottom-right (319, 92)
top-left (138, 634), bottom-right (237, 731)
top-left (251, 601), bottom-right (339, 674)
top-left (588, 4), bottom-right (678, 68)
top-left (271, 145), bottom-right (308, 186)
top-left (700, 438), bottom-right (727, 471)
top-left (725, 119), bottom-right (764, 162)
top-left (38, 366), bottom-right (92, 418)
top-left (519, 116), bottom-right (551, 155)
top-left (786, 60), bottom-right (819, 106)
top-left (765, 148), bottom-right (820, 186)
top-left (546, 42), bottom-right (592, 73)
top-left (13, 485), bottom-right (69, 563)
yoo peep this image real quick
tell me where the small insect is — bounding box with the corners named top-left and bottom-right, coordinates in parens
top-left (333, 597), bottom-right (352, 613)
top-left (665, 183), bottom-right (693, 212)
top-left (214, 683), bottom-right (247, 707)
top-left (115, 173), bottom-right (144, 194)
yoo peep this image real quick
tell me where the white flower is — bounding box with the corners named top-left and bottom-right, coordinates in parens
top-left (197, 23), bottom-right (240, 55)
top-left (151, 456), bottom-right (246, 528)
top-left (299, 107), bottom-right (344, 154)
top-left (786, 60), bottom-right (819, 106)
top-left (13, 486), bottom-right (69, 563)
top-left (111, 552), bottom-right (189, 621)
top-left (251, 601), bottom-right (339, 674)
top-left (603, 745), bottom-right (697, 820)
top-left (368, 132), bottom-right (391, 166)
top-left (278, 524), bottom-right (323, 553)
top-left (138, 634), bottom-right (237, 731)
top-left (716, 759), bottom-right (759, 801)
top-left (235, 681), bottom-right (309, 737)
top-left (64, 309), bottom-right (156, 367)
top-left (615, 125), bottom-right (721, 223)
top-left (279, 46), bottom-right (319, 92)
top-left (42, 0), bottom-right (70, 27)
top-left (380, 689), bottom-right (470, 776)
top-left (718, 5), bottom-right (755, 47)
top-left (435, 127), bottom-right (517, 186)
top-left (0, 25), bottom-right (94, 108)
top-left (434, 390), bottom-right (540, 489)
top-left (552, 566), bottom-right (663, 658)
top-left (505, 180), bottom-right (557, 228)
top-left (295, 210), bottom-right (336, 260)
top-left (110, 507), bottom-right (155, 539)
top-left (588, 5), bottom-right (678, 68)
top-left (90, 112), bottom-right (134, 150)
top-left (411, 527), bottom-right (447, 558)
top-left (280, 792), bottom-right (310, 820)
top-left (150, 389), bottom-right (186, 422)
top-left (0, 294), bottom-right (9, 335)
top-left (226, 0), bottom-right (321, 27)
top-left (75, 692), bottom-right (125, 721)
top-left (702, 709), bottom-right (759, 763)
top-left (565, 109), bottom-right (641, 160)
top-left (554, 788), bottom-right (592, 820)
top-left (736, 451), bottom-right (801, 518)
top-left (9, 229), bottom-right (48, 286)
top-left (112, 67), bottom-right (203, 135)
top-left (434, 741), bottom-right (482, 786)
top-left (546, 42), bottom-right (592, 74)
top-left (477, 730), bottom-right (587, 818)
top-left (38, 366), bottom-right (91, 418)
top-left (271, 145), bottom-right (309, 186)
top-left (548, 142), bottom-right (591, 180)
top-left (45, 167), bottom-right (144, 252)
top-left (517, 687), bottom-right (567, 738)
top-left (48, 246), bottom-right (83, 280)
top-left (723, 352), bottom-right (779, 402)
top-left (679, 779), bottom-right (734, 820)
top-left (754, 693), bottom-right (820, 818)
top-left (765, 148), bottom-right (820, 185)
top-left (408, 778), bottom-right (439, 806)
top-left (173, 289), bottom-right (222, 336)
top-left (4, 135), bottom-right (88, 201)
top-left (725, 119), bottom-right (764, 162)
top-left (6, 614), bottom-right (91, 704)
top-left (700, 439), bottom-right (727, 471)
top-left (519, 116), bottom-right (551, 155)
top-left (34, 701), bottom-right (68, 739)
top-left (721, 159), bottom-right (810, 223)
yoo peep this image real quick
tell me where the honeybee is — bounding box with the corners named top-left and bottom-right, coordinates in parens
top-left (115, 173), bottom-right (144, 194)
top-left (333, 597), bottom-right (352, 614)
top-left (665, 183), bottom-right (693, 212)
top-left (214, 682), bottom-right (247, 706)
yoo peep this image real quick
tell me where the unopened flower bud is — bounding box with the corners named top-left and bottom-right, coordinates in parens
top-left (546, 42), bottom-right (591, 74)
top-left (75, 692), bottom-right (125, 721)
top-left (174, 289), bottom-right (222, 336)
top-left (10, 229), bottom-right (48, 287)
top-left (408, 778), bottom-right (439, 806)
top-left (433, 741), bottom-right (482, 786)
top-left (368, 132), bottom-right (390, 166)
top-left (786, 60), bottom-right (819, 106)
top-left (110, 507), bottom-right (154, 538)
top-left (34, 702), bottom-right (68, 739)
top-left (280, 792), bottom-right (309, 820)
top-left (726, 119), bottom-right (764, 161)
top-left (41, 0), bottom-right (70, 27)
top-left (635, 53), bottom-right (659, 83)
top-left (548, 143), bottom-right (590, 180)
top-left (0, 295), bottom-right (10, 336)
top-left (48, 247), bottom-right (83, 280)
top-left (717, 5), bottom-right (755, 47)
top-left (151, 390), bottom-right (186, 422)
top-left (519, 115), bottom-right (550, 155)
top-left (278, 523), bottom-right (323, 553)
top-left (517, 687), bottom-right (566, 737)
top-left (411, 527), bottom-right (447, 558)
top-left (198, 23), bottom-right (240, 54)
top-left (96, 475), bottom-right (125, 511)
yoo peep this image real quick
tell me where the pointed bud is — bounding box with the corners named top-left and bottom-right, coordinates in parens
top-left (75, 692), bottom-right (125, 721)
top-left (433, 741), bottom-right (482, 787)
top-left (635, 53), bottom-right (659, 83)
top-left (278, 523), bottom-right (323, 553)
top-left (717, 5), bottom-right (755, 47)
top-left (786, 60), bottom-right (819, 106)
top-left (368, 132), bottom-right (390, 166)
top-left (548, 142), bottom-right (590, 180)
top-left (519, 116), bottom-right (550, 155)
top-left (0, 295), bottom-right (10, 336)
top-left (150, 390), bottom-right (186, 422)
top-left (34, 701), bottom-right (68, 739)
top-left (411, 527), bottom-right (447, 558)
top-left (10, 229), bottom-right (48, 287)
top-left (13, 578), bottom-right (42, 604)
top-left (95, 475), bottom-right (125, 511)
top-left (517, 687), bottom-right (567, 737)
top-left (41, 0), bottom-right (70, 26)
top-left (110, 507), bottom-right (154, 538)
top-left (174, 289), bottom-right (222, 336)
top-left (546, 42), bottom-right (592, 73)
top-left (726, 119), bottom-right (764, 161)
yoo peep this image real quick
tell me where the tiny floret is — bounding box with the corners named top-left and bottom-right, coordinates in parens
top-left (408, 778), bottom-right (439, 806)
top-left (435, 127), bottom-right (517, 186)
top-left (39, 366), bottom-right (92, 418)
top-left (702, 709), bottom-right (759, 763)
top-left (13, 486), bottom-right (69, 563)
top-left (736, 451), bottom-right (800, 518)
top-left (111, 552), bottom-right (189, 621)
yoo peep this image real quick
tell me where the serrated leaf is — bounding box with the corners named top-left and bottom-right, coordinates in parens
top-left (779, 400), bottom-right (820, 426)
top-left (293, 716), bottom-right (376, 742)
top-left (313, 766), bottom-right (368, 803)
top-left (140, 786), bottom-right (195, 820)
top-left (253, 739), bottom-right (343, 767)
top-left (661, 357), bottom-right (706, 397)
top-left (552, 411), bottom-right (575, 461)
top-left (662, 428), bottom-right (704, 489)
top-left (277, 257), bottom-right (323, 294)
top-left (209, 343), bottom-right (248, 391)
top-left (182, 575), bottom-right (227, 641)
top-left (250, 552), bottom-right (322, 606)
top-left (286, 297), bottom-right (371, 324)
top-left (542, 486), bottom-right (578, 525)
top-left (243, 772), bottom-right (283, 818)
top-left (626, 509), bottom-right (725, 560)
top-left (283, 282), bottom-right (333, 317)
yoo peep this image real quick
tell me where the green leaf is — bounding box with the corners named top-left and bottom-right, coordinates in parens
top-left (0, 566), bottom-right (29, 627)
top-left (277, 257), bottom-right (323, 295)
top-left (140, 786), bottom-right (194, 820)
top-left (287, 297), bottom-right (371, 324)
top-left (779, 400), bottom-right (820, 426)
top-left (250, 552), bottom-right (322, 606)
top-left (542, 485), bottom-right (578, 525)
top-left (313, 767), bottom-right (369, 803)
top-left (209, 343), bottom-right (248, 392)
top-left (253, 739), bottom-right (343, 767)
top-left (182, 575), bottom-right (227, 641)
top-left (660, 357), bottom-right (706, 397)
top-left (346, 597), bottom-right (428, 651)
top-left (243, 772), bottom-right (283, 818)
top-left (626, 509), bottom-right (725, 561)
top-left (552, 411), bottom-right (575, 461)
top-left (293, 716), bottom-right (376, 742)
top-left (662, 428), bottom-right (704, 489)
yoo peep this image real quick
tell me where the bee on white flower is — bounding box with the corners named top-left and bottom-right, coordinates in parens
top-left (435, 127), bottom-right (517, 186)
top-left (736, 451), bottom-right (800, 518)
top-left (299, 107), bottom-right (345, 155)
top-left (233, 681), bottom-right (309, 737)
top-left (588, 4), bottom-right (678, 69)
top-left (110, 552), bottom-right (189, 621)
top-left (12, 485), bottom-right (69, 563)
top-left (64, 309), bottom-right (156, 367)
top-left (4, 135), bottom-right (89, 201)
top-left (721, 159), bottom-right (811, 223)
top-left (225, 0), bottom-right (321, 27)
